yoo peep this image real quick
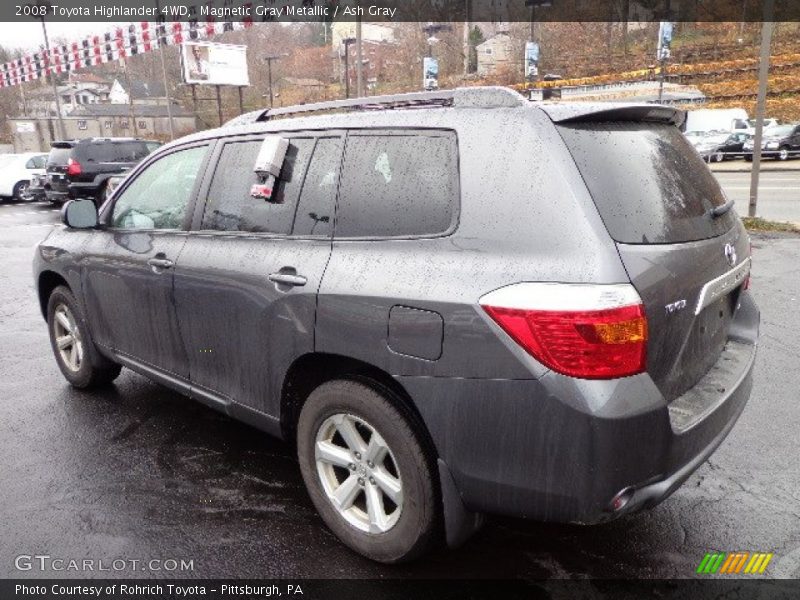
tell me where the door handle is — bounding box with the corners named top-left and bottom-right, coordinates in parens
top-left (147, 257), bottom-right (174, 269)
top-left (268, 270), bottom-right (307, 287)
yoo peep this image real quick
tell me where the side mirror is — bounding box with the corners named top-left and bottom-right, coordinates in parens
top-left (62, 199), bottom-right (98, 229)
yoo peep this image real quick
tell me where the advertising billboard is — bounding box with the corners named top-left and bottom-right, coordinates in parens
top-left (423, 56), bottom-right (439, 90)
top-left (181, 42), bottom-right (250, 86)
top-left (657, 21), bottom-right (674, 61)
top-left (525, 42), bottom-right (540, 80)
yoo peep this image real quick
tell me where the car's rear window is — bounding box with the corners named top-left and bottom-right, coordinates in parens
top-left (47, 147), bottom-right (72, 166)
top-left (557, 122), bottom-right (736, 244)
top-left (83, 141), bottom-right (151, 163)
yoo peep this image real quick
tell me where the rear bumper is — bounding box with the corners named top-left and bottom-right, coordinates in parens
top-left (45, 189), bottom-right (69, 204)
top-left (400, 292), bottom-right (759, 524)
top-left (68, 182), bottom-right (102, 199)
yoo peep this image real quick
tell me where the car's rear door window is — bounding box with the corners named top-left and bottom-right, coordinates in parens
top-left (557, 122), bottom-right (736, 244)
top-left (291, 137), bottom-right (343, 237)
top-left (85, 141), bottom-right (151, 163)
top-left (335, 131), bottom-right (458, 238)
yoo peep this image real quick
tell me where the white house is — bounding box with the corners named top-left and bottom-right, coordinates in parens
top-left (476, 33), bottom-right (515, 76)
top-left (109, 79), bottom-right (169, 106)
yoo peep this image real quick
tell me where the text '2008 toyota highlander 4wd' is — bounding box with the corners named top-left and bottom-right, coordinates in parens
top-left (35, 87), bottom-right (758, 563)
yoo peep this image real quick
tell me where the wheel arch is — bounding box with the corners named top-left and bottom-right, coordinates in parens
top-left (280, 352), bottom-right (438, 460)
top-left (38, 270), bottom-right (70, 319)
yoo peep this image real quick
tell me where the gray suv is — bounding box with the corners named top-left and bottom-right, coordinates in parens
top-left (34, 87), bottom-right (758, 563)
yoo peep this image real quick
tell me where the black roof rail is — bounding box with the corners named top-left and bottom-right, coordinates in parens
top-left (222, 87), bottom-right (525, 127)
top-left (256, 89), bottom-right (457, 122)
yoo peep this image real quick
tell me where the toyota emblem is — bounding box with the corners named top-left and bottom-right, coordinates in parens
top-left (724, 243), bottom-right (737, 267)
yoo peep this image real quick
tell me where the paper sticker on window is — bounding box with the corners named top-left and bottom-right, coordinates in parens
top-left (374, 151), bottom-right (392, 183)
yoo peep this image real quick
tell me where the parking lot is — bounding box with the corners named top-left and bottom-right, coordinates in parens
top-left (1, 200), bottom-right (799, 580)
top-left (713, 169), bottom-right (800, 224)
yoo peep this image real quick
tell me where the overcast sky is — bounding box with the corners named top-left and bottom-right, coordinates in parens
top-left (2, 22), bottom-right (122, 52)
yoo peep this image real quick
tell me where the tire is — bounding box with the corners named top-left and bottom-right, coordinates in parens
top-left (13, 181), bottom-right (30, 201)
top-left (745, 155), bottom-right (753, 162)
top-left (297, 379), bottom-right (438, 563)
top-left (777, 146), bottom-right (790, 161)
top-left (47, 285), bottom-right (121, 388)
top-left (714, 151), bottom-right (724, 163)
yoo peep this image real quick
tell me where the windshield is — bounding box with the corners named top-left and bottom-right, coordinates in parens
top-left (557, 121), bottom-right (736, 244)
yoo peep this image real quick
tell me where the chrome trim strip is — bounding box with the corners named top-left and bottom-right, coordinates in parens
top-left (694, 257), bottom-right (751, 315)
top-left (479, 282), bottom-right (642, 312)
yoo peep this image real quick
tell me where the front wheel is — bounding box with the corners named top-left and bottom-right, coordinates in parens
top-left (714, 151), bottom-right (724, 163)
top-left (47, 285), bottom-right (121, 388)
top-left (297, 379), bottom-right (438, 563)
top-left (777, 147), bottom-right (790, 161)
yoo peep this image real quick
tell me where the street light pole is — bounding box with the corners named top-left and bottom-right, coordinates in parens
top-left (264, 56), bottom-right (281, 108)
top-left (749, 1), bottom-right (775, 218)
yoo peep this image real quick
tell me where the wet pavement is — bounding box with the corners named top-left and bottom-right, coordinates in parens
top-left (1, 200), bottom-right (799, 579)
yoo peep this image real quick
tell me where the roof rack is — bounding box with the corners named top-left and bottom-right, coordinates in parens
top-left (256, 89), bottom-right (457, 122)
top-left (220, 87), bottom-right (525, 127)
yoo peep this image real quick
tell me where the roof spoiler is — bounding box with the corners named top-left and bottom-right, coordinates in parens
top-left (539, 104), bottom-right (686, 128)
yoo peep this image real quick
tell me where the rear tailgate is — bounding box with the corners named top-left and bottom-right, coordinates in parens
top-left (46, 145), bottom-right (72, 193)
top-left (547, 105), bottom-right (749, 402)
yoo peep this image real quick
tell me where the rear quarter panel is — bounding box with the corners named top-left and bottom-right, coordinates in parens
top-left (316, 108), bottom-right (630, 380)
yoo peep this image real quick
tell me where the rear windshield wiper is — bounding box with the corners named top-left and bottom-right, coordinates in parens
top-left (710, 198), bottom-right (735, 218)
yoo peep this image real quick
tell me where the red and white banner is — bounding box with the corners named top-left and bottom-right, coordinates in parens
top-left (0, 17), bottom-right (253, 88)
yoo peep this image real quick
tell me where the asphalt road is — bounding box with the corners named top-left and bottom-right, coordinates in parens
top-left (1, 200), bottom-right (799, 580)
top-left (713, 170), bottom-right (800, 224)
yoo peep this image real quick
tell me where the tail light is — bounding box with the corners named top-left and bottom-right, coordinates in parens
top-left (480, 283), bottom-right (648, 380)
top-left (66, 158), bottom-right (81, 177)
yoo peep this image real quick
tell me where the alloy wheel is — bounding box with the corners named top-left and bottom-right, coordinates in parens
top-left (15, 181), bottom-right (29, 200)
top-left (53, 304), bottom-right (84, 373)
top-left (315, 413), bottom-right (403, 534)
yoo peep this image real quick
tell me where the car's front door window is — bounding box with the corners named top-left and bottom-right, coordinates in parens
top-left (111, 146), bottom-right (207, 230)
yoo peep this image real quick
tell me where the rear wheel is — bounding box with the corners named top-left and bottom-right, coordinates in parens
top-left (47, 285), bottom-right (121, 388)
top-left (13, 181), bottom-right (29, 201)
top-left (297, 379), bottom-right (438, 563)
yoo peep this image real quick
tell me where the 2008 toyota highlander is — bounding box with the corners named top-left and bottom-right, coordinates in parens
top-left (34, 87), bottom-right (758, 563)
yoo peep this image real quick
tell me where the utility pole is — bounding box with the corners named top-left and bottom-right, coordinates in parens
top-left (122, 60), bottom-right (138, 136)
top-left (264, 55), bottom-right (281, 108)
top-left (462, 0), bottom-right (470, 76)
top-left (38, 6), bottom-right (66, 140)
top-left (154, 1), bottom-right (175, 140)
top-left (342, 38), bottom-right (355, 98)
top-left (749, 0), bottom-right (775, 218)
top-left (355, 17), bottom-right (364, 98)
